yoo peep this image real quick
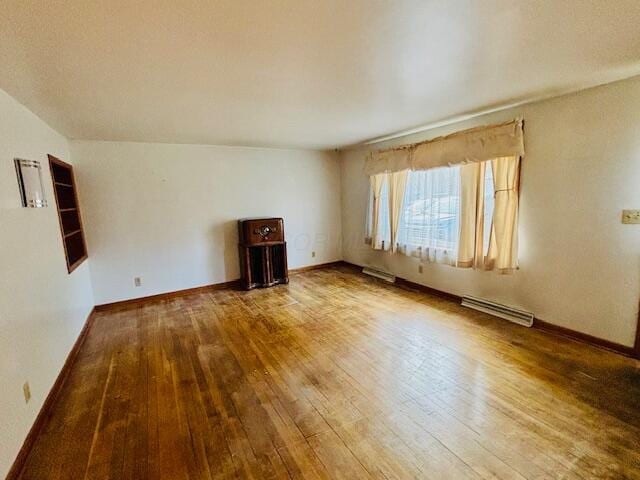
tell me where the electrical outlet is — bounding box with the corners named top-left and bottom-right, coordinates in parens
top-left (23, 382), bottom-right (31, 403)
top-left (418, 265), bottom-right (423, 274)
top-left (622, 209), bottom-right (640, 224)
top-left (311, 251), bottom-right (316, 258)
top-left (134, 277), bottom-right (142, 287)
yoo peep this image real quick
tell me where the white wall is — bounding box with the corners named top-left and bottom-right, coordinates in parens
top-left (71, 142), bottom-right (342, 305)
top-left (0, 89), bottom-right (95, 477)
top-left (341, 76), bottom-right (640, 348)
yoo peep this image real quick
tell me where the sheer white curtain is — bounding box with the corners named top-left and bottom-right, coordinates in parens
top-left (396, 166), bottom-right (461, 265)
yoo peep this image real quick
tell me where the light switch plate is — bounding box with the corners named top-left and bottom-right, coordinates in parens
top-left (622, 210), bottom-right (640, 224)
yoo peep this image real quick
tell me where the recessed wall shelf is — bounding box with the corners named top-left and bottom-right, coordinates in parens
top-left (49, 155), bottom-right (88, 273)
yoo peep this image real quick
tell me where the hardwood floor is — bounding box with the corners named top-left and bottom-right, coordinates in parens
top-left (17, 265), bottom-right (640, 479)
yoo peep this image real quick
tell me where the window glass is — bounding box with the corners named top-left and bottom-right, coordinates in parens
top-left (378, 176), bottom-right (391, 248)
top-left (483, 162), bottom-right (494, 255)
top-left (397, 165), bottom-right (461, 254)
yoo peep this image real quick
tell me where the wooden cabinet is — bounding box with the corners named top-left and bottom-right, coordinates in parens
top-left (238, 218), bottom-right (288, 290)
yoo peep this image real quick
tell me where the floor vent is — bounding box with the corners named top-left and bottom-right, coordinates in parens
top-left (362, 267), bottom-right (396, 283)
top-left (461, 296), bottom-right (534, 327)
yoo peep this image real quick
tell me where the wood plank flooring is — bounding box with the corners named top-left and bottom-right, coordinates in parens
top-left (17, 265), bottom-right (640, 479)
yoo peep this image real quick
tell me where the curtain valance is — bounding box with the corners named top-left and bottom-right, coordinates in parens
top-left (363, 147), bottom-right (412, 176)
top-left (364, 118), bottom-right (524, 175)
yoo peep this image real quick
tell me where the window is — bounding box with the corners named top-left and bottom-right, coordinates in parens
top-left (49, 155), bottom-right (88, 273)
top-left (364, 120), bottom-right (523, 272)
top-left (397, 165), bottom-right (461, 257)
top-left (395, 162), bottom-right (494, 264)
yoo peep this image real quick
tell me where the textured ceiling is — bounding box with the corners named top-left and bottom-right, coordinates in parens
top-left (2, 0), bottom-right (640, 149)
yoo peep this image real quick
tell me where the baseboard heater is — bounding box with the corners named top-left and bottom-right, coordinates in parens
top-left (362, 267), bottom-right (396, 283)
top-left (461, 295), bottom-right (534, 327)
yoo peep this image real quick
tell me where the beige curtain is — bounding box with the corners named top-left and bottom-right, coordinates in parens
top-left (364, 119), bottom-right (524, 175)
top-left (369, 173), bottom-right (387, 250)
top-left (412, 120), bottom-right (524, 171)
top-left (457, 162), bottom-right (486, 268)
top-left (364, 147), bottom-right (412, 176)
top-left (486, 156), bottom-right (520, 273)
top-left (388, 170), bottom-right (408, 252)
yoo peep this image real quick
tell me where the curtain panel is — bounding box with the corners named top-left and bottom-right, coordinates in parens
top-left (364, 119), bottom-right (524, 175)
top-left (368, 173), bottom-right (387, 250)
top-left (388, 170), bottom-right (408, 252)
top-left (485, 156), bottom-right (520, 273)
top-left (457, 161), bottom-right (487, 268)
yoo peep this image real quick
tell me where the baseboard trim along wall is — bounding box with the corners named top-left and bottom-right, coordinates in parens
top-left (6, 307), bottom-right (97, 480)
top-left (95, 261), bottom-right (345, 312)
top-left (94, 280), bottom-right (242, 311)
top-left (288, 261), bottom-right (344, 275)
top-left (534, 319), bottom-right (637, 358)
top-left (341, 261), bottom-right (639, 359)
top-left (394, 276), bottom-right (463, 303)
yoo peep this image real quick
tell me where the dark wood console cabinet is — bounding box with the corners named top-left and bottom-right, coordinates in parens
top-left (238, 217), bottom-right (288, 290)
